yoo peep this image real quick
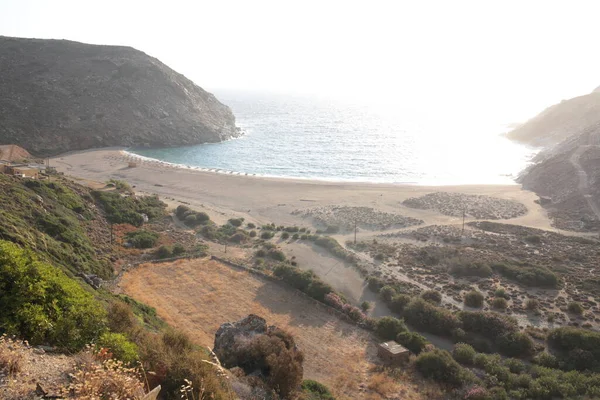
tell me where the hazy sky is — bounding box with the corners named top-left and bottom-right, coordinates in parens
top-left (1, 0), bottom-right (599, 122)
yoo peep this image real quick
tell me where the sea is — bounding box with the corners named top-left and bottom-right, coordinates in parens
top-left (130, 90), bottom-right (537, 185)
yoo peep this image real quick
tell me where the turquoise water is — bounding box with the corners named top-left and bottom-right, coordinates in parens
top-left (131, 90), bottom-right (536, 185)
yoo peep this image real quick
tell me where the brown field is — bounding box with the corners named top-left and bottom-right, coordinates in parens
top-left (120, 258), bottom-right (441, 400)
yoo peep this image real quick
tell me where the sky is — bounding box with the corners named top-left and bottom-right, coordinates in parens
top-left (0, 0), bottom-right (599, 123)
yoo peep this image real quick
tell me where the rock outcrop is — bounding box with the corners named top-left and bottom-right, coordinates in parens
top-left (506, 91), bottom-right (600, 146)
top-left (0, 36), bottom-right (240, 156)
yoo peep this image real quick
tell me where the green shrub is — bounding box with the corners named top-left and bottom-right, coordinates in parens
top-left (397, 331), bottom-right (428, 354)
top-left (452, 343), bottom-right (476, 365)
top-left (249, 230), bottom-right (257, 238)
top-left (261, 231), bottom-right (275, 240)
top-left (175, 205), bottom-right (191, 218)
top-left (459, 311), bottom-right (519, 340)
top-left (448, 259), bottom-right (493, 277)
top-left (125, 230), bottom-right (159, 249)
top-left (389, 294), bottom-right (412, 313)
top-left (273, 264), bottom-right (333, 302)
top-left (568, 302), bottom-right (584, 315)
top-left (93, 191), bottom-right (166, 226)
top-left (281, 232), bottom-right (290, 240)
top-left (464, 291), bottom-right (484, 308)
top-left (534, 351), bottom-right (559, 368)
top-left (421, 289), bottom-right (442, 304)
top-left (548, 327), bottom-right (600, 370)
top-left (247, 222), bottom-right (256, 229)
top-left (379, 285), bottom-right (397, 302)
top-left (229, 231), bottom-right (249, 244)
top-left (228, 218), bottom-right (244, 227)
top-left (301, 379), bottom-right (335, 399)
top-left (256, 249), bottom-right (266, 258)
top-left (268, 249), bottom-right (286, 261)
top-left (503, 357), bottom-right (525, 374)
top-left (0, 241), bottom-right (106, 350)
top-left (156, 245), bottom-right (172, 259)
top-left (491, 263), bottom-right (559, 288)
top-left (367, 276), bottom-right (385, 292)
top-left (494, 287), bottom-right (508, 299)
top-left (313, 236), bottom-right (355, 263)
top-left (492, 297), bottom-right (508, 309)
top-left (360, 301), bottom-right (371, 312)
top-left (415, 349), bottom-right (469, 387)
top-left (97, 332), bottom-right (139, 364)
top-left (375, 316), bottom-right (407, 341)
top-left (172, 243), bottom-right (185, 256)
top-left (292, 233), bottom-right (299, 240)
top-left (404, 298), bottom-right (461, 336)
top-left (496, 332), bottom-right (535, 357)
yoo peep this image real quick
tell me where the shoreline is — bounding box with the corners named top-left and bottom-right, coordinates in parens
top-left (123, 147), bottom-right (525, 187)
top-left (50, 147), bottom-right (559, 233)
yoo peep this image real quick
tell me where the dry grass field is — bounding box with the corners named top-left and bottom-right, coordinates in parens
top-left (120, 258), bottom-right (442, 400)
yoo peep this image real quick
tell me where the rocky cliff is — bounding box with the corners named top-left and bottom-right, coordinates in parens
top-left (0, 36), bottom-right (240, 155)
top-left (507, 91), bottom-right (600, 147)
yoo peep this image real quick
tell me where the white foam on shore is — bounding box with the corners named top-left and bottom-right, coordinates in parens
top-left (122, 149), bottom-right (525, 186)
top-left (122, 149), bottom-right (427, 185)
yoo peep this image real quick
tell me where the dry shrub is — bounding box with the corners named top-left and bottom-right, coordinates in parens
top-left (0, 335), bottom-right (23, 376)
top-left (66, 347), bottom-right (145, 399)
top-left (138, 330), bottom-right (231, 399)
top-left (107, 301), bottom-right (138, 334)
top-left (367, 372), bottom-right (397, 397)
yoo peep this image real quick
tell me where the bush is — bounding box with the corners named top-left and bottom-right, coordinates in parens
top-left (367, 276), bottom-right (385, 292)
top-left (261, 231), bottom-right (275, 240)
top-left (107, 301), bottom-right (137, 334)
top-left (292, 233), bottom-right (299, 240)
top-left (379, 285), bottom-right (397, 302)
top-left (403, 298), bottom-right (461, 336)
top-left (281, 232), bottom-right (290, 240)
top-left (421, 289), bottom-right (442, 304)
top-left (273, 265), bottom-right (333, 302)
top-left (464, 291), bottom-right (484, 308)
top-left (452, 343), bottom-right (476, 365)
top-left (491, 262), bottom-right (559, 288)
top-left (97, 332), bottom-right (139, 365)
top-left (255, 249), bottom-right (266, 258)
top-left (491, 297), bottom-right (508, 309)
top-left (175, 205), bottom-right (190, 218)
top-left (229, 231), bottom-right (249, 244)
top-left (525, 298), bottom-right (540, 311)
top-left (397, 331), bottom-right (428, 354)
top-left (249, 230), bottom-right (257, 238)
top-left (125, 230), bottom-right (159, 249)
top-left (496, 332), bottom-right (535, 357)
top-left (375, 317), bottom-right (408, 341)
top-left (448, 259), bottom-right (493, 277)
top-left (93, 191), bottom-right (166, 227)
top-left (389, 294), bottom-right (412, 313)
top-left (156, 245), bottom-right (172, 259)
top-left (0, 241), bottom-right (107, 350)
top-left (534, 351), bottom-right (559, 368)
top-left (301, 379), bottom-right (335, 400)
top-left (415, 349), bottom-right (469, 387)
top-left (268, 249), bottom-right (286, 261)
top-left (228, 218), bottom-right (244, 227)
top-left (568, 302), bottom-right (584, 315)
top-left (361, 301), bottom-right (371, 312)
top-left (503, 357), bottom-right (525, 373)
top-left (548, 327), bottom-right (600, 370)
top-left (172, 243), bottom-right (185, 256)
top-left (458, 311), bottom-right (519, 340)
top-left (494, 287), bottom-right (508, 299)
top-left (247, 222), bottom-right (256, 229)
top-left (218, 326), bottom-right (304, 398)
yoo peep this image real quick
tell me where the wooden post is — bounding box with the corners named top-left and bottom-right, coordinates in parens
top-left (354, 219), bottom-right (357, 244)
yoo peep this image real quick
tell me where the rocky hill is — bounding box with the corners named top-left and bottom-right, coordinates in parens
top-left (517, 121), bottom-right (600, 231)
top-left (0, 36), bottom-right (240, 156)
top-left (506, 91), bottom-right (600, 147)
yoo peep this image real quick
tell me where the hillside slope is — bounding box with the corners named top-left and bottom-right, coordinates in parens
top-left (0, 36), bottom-right (240, 155)
top-left (518, 126), bottom-right (600, 231)
top-left (507, 91), bottom-right (600, 146)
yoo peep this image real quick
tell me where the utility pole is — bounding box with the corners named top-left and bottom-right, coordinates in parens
top-left (110, 222), bottom-right (114, 245)
top-left (223, 241), bottom-right (228, 254)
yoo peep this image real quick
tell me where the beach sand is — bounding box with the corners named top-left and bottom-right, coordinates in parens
top-left (51, 147), bottom-right (555, 232)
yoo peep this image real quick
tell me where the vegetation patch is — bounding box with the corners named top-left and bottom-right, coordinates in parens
top-left (125, 229), bottom-right (159, 249)
top-left (492, 262), bottom-right (559, 288)
top-left (93, 191), bottom-right (166, 226)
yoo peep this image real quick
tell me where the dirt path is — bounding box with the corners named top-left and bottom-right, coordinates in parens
top-left (569, 145), bottom-right (600, 221)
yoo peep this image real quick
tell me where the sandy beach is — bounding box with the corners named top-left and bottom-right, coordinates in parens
top-left (51, 147), bottom-right (556, 232)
